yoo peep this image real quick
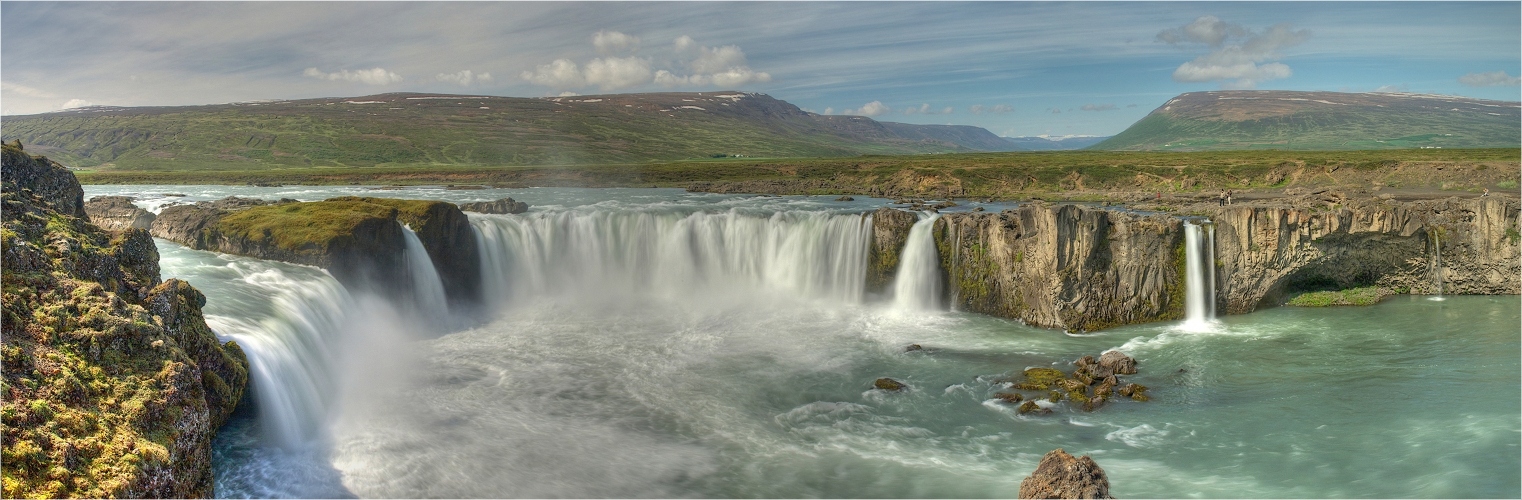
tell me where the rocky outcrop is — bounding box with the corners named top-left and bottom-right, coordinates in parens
top-left (1018, 448), bottom-right (1113, 499)
top-left (930, 204), bottom-right (1184, 331)
top-left (866, 208), bottom-right (919, 294)
top-left (0, 142), bottom-right (85, 218)
top-left (150, 196), bottom-right (481, 310)
top-left (1202, 195), bottom-right (1520, 313)
top-left (458, 197), bottom-right (529, 214)
top-left (2, 143), bottom-right (248, 498)
top-left (85, 196), bottom-right (156, 232)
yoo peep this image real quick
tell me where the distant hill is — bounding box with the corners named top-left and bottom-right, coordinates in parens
top-left (1001, 136), bottom-right (1111, 151)
top-left (878, 122), bottom-right (1023, 151)
top-left (0, 92), bottom-right (1012, 170)
top-left (1093, 91), bottom-right (1521, 151)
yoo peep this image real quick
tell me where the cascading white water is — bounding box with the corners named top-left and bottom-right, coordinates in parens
top-left (400, 224), bottom-right (451, 323)
top-left (1182, 220), bottom-right (1217, 328)
top-left (892, 213), bottom-right (943, 312)
top-left (159, 248), bottom-right (356, 450)
top-left (470, 209), bottom-right (872, 309)
top-left (1429, 229), bottom-right (1446, 301)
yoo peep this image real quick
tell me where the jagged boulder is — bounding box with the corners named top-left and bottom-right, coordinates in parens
top-left (458, 197), bottom-right (529, 214)
top-left (1097, 351), bottom-right (1137, 375)
top-left (1018, 449), bottom-right (1113, 499)
top-left (84, 196), bottom-right (156, 232)
top-left (2, 142), bottom-right (248, 498)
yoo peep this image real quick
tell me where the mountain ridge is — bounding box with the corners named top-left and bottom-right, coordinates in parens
top-left (1094, 90), bottom-right (1521, 151)
top-left (0, 92), bottom-right (1015, 169)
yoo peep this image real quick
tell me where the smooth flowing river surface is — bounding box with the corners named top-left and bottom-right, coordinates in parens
top-left (86, 186), bottom-right (1522, 498)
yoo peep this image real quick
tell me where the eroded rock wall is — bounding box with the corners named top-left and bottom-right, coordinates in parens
top-left (1204, 196), bottom-right (1520, 313)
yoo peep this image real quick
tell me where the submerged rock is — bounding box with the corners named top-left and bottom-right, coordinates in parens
top-left (874, 377), bottom-right (907, 391)
top-left (1017, 448), bottom-right (1114, 499)
top-left (1013, 367), bottom-right (1067, 391)
top-left (835, 195), bottom-right (855, 202)
top-left (904, 343), bottom-right (924, 352)
top-left (459, 197), bottom-right (529, 214)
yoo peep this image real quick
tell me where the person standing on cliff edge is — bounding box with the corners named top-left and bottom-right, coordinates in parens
top-left (1218, 190), bottom-right (1226, 206)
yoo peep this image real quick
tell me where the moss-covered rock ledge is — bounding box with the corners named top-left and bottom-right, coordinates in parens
top-left (2, 143), bottom-right (248, 498)
top-left (150, 196), bottom-right (481, 309)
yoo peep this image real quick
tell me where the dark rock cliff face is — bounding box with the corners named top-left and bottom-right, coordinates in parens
top-left (932, 204), bottom-right (1184, 331)
top-left (866, 208), bottom-right (918, 295)
top-left (150, 196), bottom-right (481, 311)
top-left (1203, 196), bottom-right (1520, 313)
top-left (85, 196), bottom-right (156, 232)
top-left (2, 144), bottom-right (248, 498)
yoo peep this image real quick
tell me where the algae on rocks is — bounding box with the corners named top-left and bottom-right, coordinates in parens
top-left (2, 143), bottom-right (248, 498)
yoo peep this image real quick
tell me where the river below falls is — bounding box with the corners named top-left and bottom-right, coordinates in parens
top-left (86, 186), bottom-right (1521, 498)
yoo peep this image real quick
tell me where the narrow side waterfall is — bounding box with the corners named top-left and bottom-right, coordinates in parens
top-left (1182, 220), bottom-right (1217, 328)
top-left (1430, 229), bottom-right (1446, 301)
top-left (892, 213), bottom-right (943, 312)
top-left (400, 223), bottom-right (451, 323)
top-left (469, 209), bottom-right (871, 308)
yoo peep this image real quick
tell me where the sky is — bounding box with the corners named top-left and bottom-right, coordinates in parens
top-left (2, 2), bottom-right (1519, 137)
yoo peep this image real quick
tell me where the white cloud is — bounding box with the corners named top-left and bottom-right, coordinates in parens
top-left (904, 103), bottom-right (952, 115)
top-left (823, 107), bottom-right (834, 115)
top-left (521, 59), bottom-right (585, 89)
top-left (558, 91), bottom-right (581, 97)
top-left (2, 81), bottom-right (55, 98)
top-left (1047, 107), bottom-right (1062, 114)
top-left (969, 104), bottom-right (1013, 114)
top-left (593, 31), bottom-right (640, 55)
top-left (526, 33), bottom-right (770, 92)
top-left (1157, 15), bottom-right (1246, 46)
top-left (303, 67), bottom-right (403, 85)
top-left (436, 70), bottom-right (493, 86)
top-left (1080, 103), bottom-right (1117, 111)
top-left (61, 98), bottom-right (93, 109)
top-left (1163, 17), bottom-right (1309, 89)
top-left (1372, 84), bottom-right (1407, 93)
top-left (1458, 71), bottom-right (1521, 87)
top-left (584, 56), bottom-right (653, 91)
top-left (844, 101), bottom-right (889, 116)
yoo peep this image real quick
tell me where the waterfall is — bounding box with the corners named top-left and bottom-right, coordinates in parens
top-left (400, 223), bottom-right (451, 323)
top-left (892, 213), bottom-right (943, 312)
top-left (469, 209), bottom-right (871, 309)
top-left (1430, 229), bottom-right (1446, 301)
top-left (189, 258), bottom-right (355, 449)
top-left (1182, 220), bottom-right (1217, 328)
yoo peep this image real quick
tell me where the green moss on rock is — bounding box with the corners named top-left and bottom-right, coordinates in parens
top-left (1286, 286), bottom-right (1393, 307)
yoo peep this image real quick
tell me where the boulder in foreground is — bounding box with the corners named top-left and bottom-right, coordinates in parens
top-left (1018, 448), bottom-right (1113, 499)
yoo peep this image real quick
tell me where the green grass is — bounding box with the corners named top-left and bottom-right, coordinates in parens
top-left (73, 148), bottom-right (1522, 202)
top-left (215, 198), bottom-right (443, 254)
top-left (1286, 286), bottom-right (1392, 307)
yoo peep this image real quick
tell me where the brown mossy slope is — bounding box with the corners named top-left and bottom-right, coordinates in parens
top-left (2, 143), bottom-right (248, 498)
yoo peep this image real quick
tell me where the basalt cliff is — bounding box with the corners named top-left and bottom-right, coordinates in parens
top-left (870, 193), bottom-right (1519, 330)
top-left (2, 143), bottom-right (248, 498)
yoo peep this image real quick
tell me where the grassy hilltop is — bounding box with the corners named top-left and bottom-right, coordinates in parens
top-left (1095, 91), bottom-right (1521, 151)
top-left (0, 92), bottom-right (1011, 170)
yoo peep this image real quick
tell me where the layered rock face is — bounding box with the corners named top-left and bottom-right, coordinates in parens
top-left (149, 196), bottom-right (481, 310)
top-left (1203, 195), bottom-right (1520, 313)
top-left (2, 144), bottom-right (248, 498)
top-left (866, 208), bottom-right (918, 294)
top-left (1, 142), bottom-right (85, 218)
top-left (898, 204), bottom-right (1184, 331)
top-left (84, 196), bottom-right (156, 232)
